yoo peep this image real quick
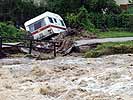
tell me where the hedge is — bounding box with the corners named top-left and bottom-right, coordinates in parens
top-left (0, 22), bottom-right (25, 42)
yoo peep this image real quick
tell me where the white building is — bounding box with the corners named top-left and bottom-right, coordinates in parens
top-left (115, 0), bottom-right (129, 5)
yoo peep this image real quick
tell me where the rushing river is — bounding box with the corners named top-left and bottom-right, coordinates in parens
top-left (0, 54), bottom-right (133, 100)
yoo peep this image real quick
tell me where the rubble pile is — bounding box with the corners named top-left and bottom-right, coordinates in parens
top-left (52, 29), bottom-right (97, 55)
top-left (0, 54), bottom-right (133, 100)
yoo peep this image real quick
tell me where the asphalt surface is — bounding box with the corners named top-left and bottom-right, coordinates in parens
top-left (75, 37), bottom-right (133, 46)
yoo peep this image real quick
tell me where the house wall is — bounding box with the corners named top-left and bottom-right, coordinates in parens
top-left (115, 0), bottom-right (129, 5)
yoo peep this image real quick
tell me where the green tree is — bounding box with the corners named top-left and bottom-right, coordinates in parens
top-left (0, 0), bottom-right (46, 25)
top-left (45, 0), bottom-right (82, 15)
top-left (0, 22), bottom-right (25, 42)
top-left (46, 0), bottom-right (121, 15)
top-left (84, 0), bottom-right (121, 14)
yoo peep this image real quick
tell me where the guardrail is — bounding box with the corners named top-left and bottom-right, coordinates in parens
top-left (0, 36), bottom-right (57, 57)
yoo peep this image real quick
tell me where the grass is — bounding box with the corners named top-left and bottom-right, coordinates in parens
top-left (85, 41), bottom-right (133, 58)
top-left (97, 31), bottom-right (133, 38)
top-left (84, 31), bottom-right (133, 58)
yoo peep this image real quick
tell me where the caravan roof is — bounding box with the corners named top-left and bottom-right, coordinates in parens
top-left (24, 11), bottom-right (63, 26)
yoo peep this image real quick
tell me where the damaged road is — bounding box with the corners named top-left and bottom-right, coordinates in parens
top-left (75, 37), bottom-right (133, 46)
top-left (1, 33), bottom-right (133, 57)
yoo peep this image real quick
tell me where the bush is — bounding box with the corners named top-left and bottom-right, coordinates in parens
top-left (85, 50), bottom-right (103, 58)
top-left (86, 13), bottom-right (119, 29)
top-left (77, 6), bottom-right (95, 32)
top-left (65, 13), bottom-right (78, 28)
top-left (128, 14), bottom-right (133, 32)
top-left (0, 22), bottom-right (25, 42)
top-left (87, 12), bottom-right (132, 32)
top-left (120, 14), bottom-right (133, 32)
top-left (85, 42), bottom-right (133, 58)
top-left (65, 6), bottom-right (95, 32)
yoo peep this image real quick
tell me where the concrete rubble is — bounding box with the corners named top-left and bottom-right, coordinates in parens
top-left (0, 54), bottom-right (133, 100)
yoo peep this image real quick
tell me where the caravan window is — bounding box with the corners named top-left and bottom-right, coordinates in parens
top-left (28, 18), bottom-right (46, 32)
top-left (34, 21), bottom-right (42, 30)
top-left (60, 20), bottom-right (65, 26)
top-left (29, 24), bottom-right (34, 32)
top-left (48, 17), bottom-right (54, 23)
top-left (34, 19), bottom-right (46, 30)
top-left (53, 18), bottom-right (57, 23)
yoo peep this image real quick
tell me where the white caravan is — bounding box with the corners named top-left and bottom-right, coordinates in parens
top-left (24, 11), bottom-right (66, 39)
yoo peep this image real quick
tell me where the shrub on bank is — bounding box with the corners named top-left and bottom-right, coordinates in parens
top-left (0, 22), bottom-right (25, 42)
top-left (85, 41), bottom-right (133, 58)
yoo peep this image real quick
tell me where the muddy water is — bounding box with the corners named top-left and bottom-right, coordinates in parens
top-left (0, 54), bottom-right (133, 100)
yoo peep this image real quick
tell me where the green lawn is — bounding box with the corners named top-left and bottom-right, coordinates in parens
top-left (97, 31), bottom-right (133, 38)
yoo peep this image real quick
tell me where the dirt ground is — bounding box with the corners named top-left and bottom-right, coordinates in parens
top-left (0, 54), bottom-right (133, 100)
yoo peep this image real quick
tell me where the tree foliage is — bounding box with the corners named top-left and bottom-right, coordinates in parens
top-left (0, 0), bottom-right (46, 25)
top-left (0, 0), bottom-right (121, 25)
top-left (84, 0), bottom-right (121, 14)
top-left (0, 0), bottom-right (123, 32)
top-left (46, 0), bottom-right (121, 15)
top-left (45, 0), bottom-right (82, 15)
top-left (0, 22), bottom-right (25, 42)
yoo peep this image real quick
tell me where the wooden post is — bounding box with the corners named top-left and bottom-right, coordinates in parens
top-left (53, 42), bottom-right (56, 57)
top-left (0, 36), bottom-right (2, 53)
top-left (29, 37), bottom-right (33, 54)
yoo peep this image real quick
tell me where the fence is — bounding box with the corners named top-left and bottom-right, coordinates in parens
top-left (0, 36), bottom-right (57, 57)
